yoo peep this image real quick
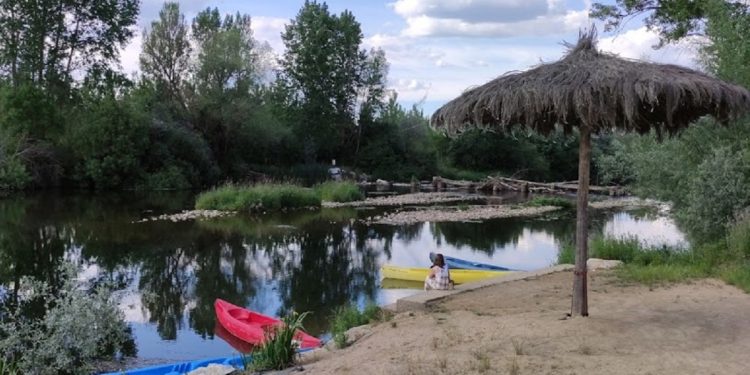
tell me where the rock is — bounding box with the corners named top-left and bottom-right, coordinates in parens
top-left (587, 258), bottom-right (623, 270)
top-left (187, 363), bottom-right (238, 375)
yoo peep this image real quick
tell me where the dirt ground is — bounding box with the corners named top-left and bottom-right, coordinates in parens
top-left (297, 270), bottom-right (750, 375)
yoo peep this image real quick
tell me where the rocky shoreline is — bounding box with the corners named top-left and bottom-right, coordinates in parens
top-left (322, 192), bottom-right (482, 208)
top-left (370, 204), bottom-right (562, 225)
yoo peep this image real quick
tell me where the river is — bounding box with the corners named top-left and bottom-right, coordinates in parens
top-left (0, 191), bottom-right (687, 363)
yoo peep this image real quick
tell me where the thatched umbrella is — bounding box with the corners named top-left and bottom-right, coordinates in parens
top-left (431, 29), bottom-right (750, 317)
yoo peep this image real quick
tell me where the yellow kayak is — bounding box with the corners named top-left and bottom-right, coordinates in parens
top-left (380, 264), bottom-right (510, 285)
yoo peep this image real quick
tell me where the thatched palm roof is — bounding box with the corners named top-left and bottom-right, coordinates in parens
top-left (431, 30), bottom-right (750, 136)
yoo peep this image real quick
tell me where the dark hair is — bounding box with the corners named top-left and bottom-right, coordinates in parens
top-left (433, 253), bottom-right (445, 268)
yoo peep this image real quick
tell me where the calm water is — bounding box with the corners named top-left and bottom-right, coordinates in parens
top-left (0, 191), bottom-right (686, 363)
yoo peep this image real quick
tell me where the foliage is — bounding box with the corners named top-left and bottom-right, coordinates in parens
top-left (140, 2), bottom-right (191, 111)
top-left (0, 264), bottom-right (136, 375)
top-left (0, 359), bottom-right (19, 375)
top-left (247, 311), bottom-right (311, 372)
top-left (330, 302), bottom-right (382, 349)
top-left (727, 211), bottom-right (750, 261)
top-left (0, 154), bottom-right (29, 190)
top-left (590, 0), bottom-right (712, 45)
top-left (278, 0), bottom-right (387, 163)
top-left (556, 242), bottom-right (575, 265)
top-left (65, 84), bottom-right (149, 189)
top-left (356, 98), bottom-right (438, 180)
top-left (595, 119), bottom-right (750, 243)
top-left (586, 234), bottom-right (750, 291)
top-left (701, 0), bottom-right (750, 87)
top-left (526, 196), bottom-right (574, 209)
top-left (314, 181), bottom-right (363, 203)
top-left (0, 0), bottom-right (138, 87)
top-left (195, 183), bottom-right (321, 212)
top-left (440, 127), bottom-right (581, 182)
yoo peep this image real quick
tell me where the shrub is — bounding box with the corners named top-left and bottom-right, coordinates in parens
top-left (195, 183), bottom-right (321, 212)
top-left (727, 211), bottom-right (750, 261)
top-left (314, 181), bottom-right (363, 202)
top-left (527, 196), bottom-right (574, 209)
top-left (330, 302), bottom-right (381, 349)
top-left (248, 311), bottom-right (311, 371)
top-left (0, 157), bottom-right (30, 190)
top-left (556, 242), bottom-right (575, 265)
top-left (0, 264), bottom-right (136, 375)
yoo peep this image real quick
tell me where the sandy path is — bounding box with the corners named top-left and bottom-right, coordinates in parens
top-left (298, 270), bottom-right (750, 374)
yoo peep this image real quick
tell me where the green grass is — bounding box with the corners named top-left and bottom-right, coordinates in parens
top-left (556, 242), bottom-right (575, 265)
top-left (245, 311), bottom-right (311, 372)
top-left (314, 181), bottom-right (363, 203)
top-left (0, 359), bottom-right (19, 375)
top-left (195, 183), bottom-right (321, 212)
top-left (720, 265), bottom-right (750, 293)
top-left (330, 302), bottom-right (383, 349)
top-left (526, 196), bottom-right (574, 209)
top-left (437, 162), bottom-right (488, 181)
top-left (561, 230), bottom-right (750, 292)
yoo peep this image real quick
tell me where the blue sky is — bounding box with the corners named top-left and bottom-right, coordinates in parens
top-left (121, 0), bottom-right (702, 115)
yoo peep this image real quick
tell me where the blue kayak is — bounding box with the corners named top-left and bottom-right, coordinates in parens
top-left (429, 252), bottom-right (515, 271)
top-left (99, 356), bottom-right (244, 375)
top-left (101, 347), bottom-right (316, 375)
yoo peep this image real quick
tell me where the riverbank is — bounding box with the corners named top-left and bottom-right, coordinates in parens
top-left (297, 269), bottom-right (750, 374)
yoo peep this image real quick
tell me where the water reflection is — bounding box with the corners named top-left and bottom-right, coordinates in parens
top-left (0, 193), bottom-right (687, 361)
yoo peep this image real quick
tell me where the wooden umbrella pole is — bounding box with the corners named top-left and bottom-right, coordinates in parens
top-left (571, 125), bottom-right (591, 317)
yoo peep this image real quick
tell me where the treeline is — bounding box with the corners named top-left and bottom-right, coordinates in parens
top-left (0, 0), bottom-right (589, 192)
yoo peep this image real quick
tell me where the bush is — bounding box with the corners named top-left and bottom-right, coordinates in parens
top-left (0, 157), bottom-right (30, 190)
top-left (314, 181), bottom-right (363, 202)
top-left (556, 242), bottom-right (575, 265)
top-left (248, 311), bottom-right (311, 371)
top-left (0, 264), bottom-right (136, 375)
top-left (527, 196), bottom-right (574, 209)
top-left (195, 183), bottom-right (321, 211)
top-left (330, 302), bottom-right (382, 349)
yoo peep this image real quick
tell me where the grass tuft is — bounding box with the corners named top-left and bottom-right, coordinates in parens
top-left (330, 302), bottom-right (383, 349)
top-left (314, 181), bottom-right (363, 203)
top-left (526, 196), bottom-right (574, 209)
top-left (556, 242), bottom-right (575, 265)
top-left (195, 183), bottom-right (321, 212)
top-left (246, 311), bottom-right (311, 372)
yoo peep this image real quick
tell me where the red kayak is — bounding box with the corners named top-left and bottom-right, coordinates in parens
top-left (214, 298), bottom-right (321, 349)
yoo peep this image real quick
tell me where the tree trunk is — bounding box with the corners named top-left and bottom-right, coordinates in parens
top-left (571, 125), bottom-right (591, 317)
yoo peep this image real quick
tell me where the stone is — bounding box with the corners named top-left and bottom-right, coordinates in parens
top-left (587, 258), bottom-right (623, 270)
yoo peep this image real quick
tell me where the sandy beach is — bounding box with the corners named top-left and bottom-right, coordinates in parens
top-left (297, 269), bottom-right (750, 374)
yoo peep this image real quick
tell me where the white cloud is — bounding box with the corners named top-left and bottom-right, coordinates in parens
top-left (118, 29), bottom-right (142, 76)
top-left (252, 16), bottom-right (288, 52)
top-left (393, 0), bottom-right (551, 23)
top-left (598, 27), bottom-right (703, 69)
top-left (390, 0), bottom-right (591, 37)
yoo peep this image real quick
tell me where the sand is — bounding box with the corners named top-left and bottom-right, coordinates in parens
top-left (297, 270), bottom-right (750, 375)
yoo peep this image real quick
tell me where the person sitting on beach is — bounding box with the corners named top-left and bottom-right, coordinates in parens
top-left (424, 253), bottom-right (454, 290)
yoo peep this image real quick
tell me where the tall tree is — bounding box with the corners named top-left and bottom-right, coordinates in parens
top-left (0, 0), bottom-right (138, 88)
top-left (190, 7), bottom-right (261, 175)
top-left (278, 1), bottom-right (369, 162)
top-left (140, 2), bottom-right (191, 112)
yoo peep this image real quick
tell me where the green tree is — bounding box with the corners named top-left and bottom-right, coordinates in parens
top-left (65, 70), bottom-right (148, 189)
top-left (190, 8), bottom-right (264, 176)
top-left (0, 0), bottom-right (138, 88)
top-left (140, 2), bottom-right (191, 113)
top-left (278, 1), bottom-right (370, 162)
top-left (700, 0), bottom-right (750, 87)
